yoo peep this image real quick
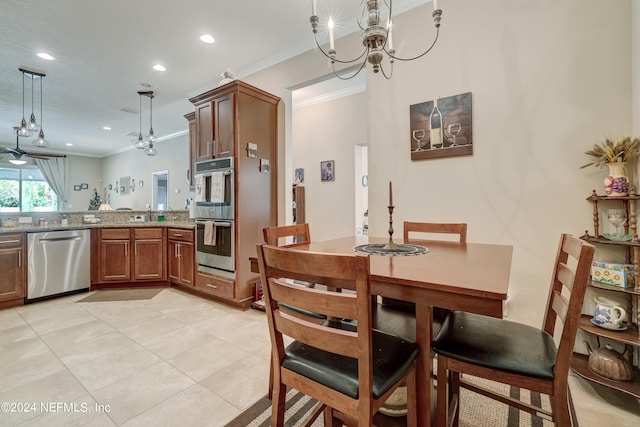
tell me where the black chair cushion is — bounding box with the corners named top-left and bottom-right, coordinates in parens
top-left (431, 311), bottom-right (558, 380)
top-left (282, 328), bottom-right (420, 399)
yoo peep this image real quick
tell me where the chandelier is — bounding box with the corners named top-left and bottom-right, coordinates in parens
top-left (16, 67), bottom-right (47, 139)
top-left (310, 0), bottom-right (443, 80)
top-left (133, 90), bottom-right (157, 156)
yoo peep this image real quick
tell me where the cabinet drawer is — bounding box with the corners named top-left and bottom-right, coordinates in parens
top-left (134, 228), bottom-right (163, 239)
top-left (195, 271), bottom-right (234, 299)
top-left (0, 233), bottom-right (24, 247)
top-left (101, 228), bottom-right (130, 240)
top-left (168, 228), bottom-right (194, 242)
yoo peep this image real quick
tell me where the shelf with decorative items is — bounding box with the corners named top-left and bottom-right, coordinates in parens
top-left (577, 188), bottom-right (640, 398)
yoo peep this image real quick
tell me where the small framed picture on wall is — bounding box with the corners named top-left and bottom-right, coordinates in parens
top-left (321, 160), bottom-right (335, 182)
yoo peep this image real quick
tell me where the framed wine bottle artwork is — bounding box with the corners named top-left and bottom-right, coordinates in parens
top-left (409, 92), bottom-right (473, 161)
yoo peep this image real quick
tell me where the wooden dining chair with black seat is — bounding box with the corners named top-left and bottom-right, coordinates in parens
top-left (263, 223), bottom-right (311, 247)
top-left (256, 243), bottom-right (420, 427)
top-left (432, 233), bottom-right (594, 427)
top-left (375, 222), bottom-right (469, 340)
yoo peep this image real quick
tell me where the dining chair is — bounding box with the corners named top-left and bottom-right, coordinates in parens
top-left (431, 233), bottom-right (594, 427)
top-left (256, 243), bottom-right (420, 427)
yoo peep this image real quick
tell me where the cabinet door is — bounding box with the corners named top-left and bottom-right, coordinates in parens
top-left (168, 240), bottom-right (181, 283)
top-left (133, 239), bottom-right (165, 280)
top-left (213, 93), bottom-right (235, 157)
top-left (196, 102), bottom-right (213, 161)
top-left (0, 235), bottom-right (24, 302)
top-left (179, 242), bottom-right (195, 286)
top-left (100, 240), bottom-right (130, 281)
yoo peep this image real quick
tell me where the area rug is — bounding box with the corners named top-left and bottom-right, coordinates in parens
top-left (76, 287), bottom-right (164, 302)
top-left (225, 376), bottom-right (579, 427)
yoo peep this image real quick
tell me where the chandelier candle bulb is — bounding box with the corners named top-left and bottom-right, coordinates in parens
top-left (387, 20), bottom-right (393, 50)
top-left (312, 0), bottom-right (316, 16)
top-left (328, 17), bottom-right (335, 50)
top-left (434, 0), bottom-right (440, 10)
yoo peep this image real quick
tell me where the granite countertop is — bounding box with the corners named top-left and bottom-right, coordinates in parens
top-left (0, 221), bottom-right (195, 233)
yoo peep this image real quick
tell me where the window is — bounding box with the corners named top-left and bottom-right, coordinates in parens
top-left (0, 166), bottom-right (58, 212)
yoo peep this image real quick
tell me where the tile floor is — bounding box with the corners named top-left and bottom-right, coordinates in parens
top-left (0, 288), bottom-right (638, 426)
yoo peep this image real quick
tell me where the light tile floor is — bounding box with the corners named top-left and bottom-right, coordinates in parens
top-left (0, 288), bottom-right (638, 426)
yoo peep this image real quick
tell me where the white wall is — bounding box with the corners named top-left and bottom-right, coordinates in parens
top-left (65, 155), bottom-right (102, 210)
top-left (292, 92), bottom-right (367, 241)
top-left (100, 135), bottom-right (191, 211)
top-left (245, 0), bottom-right (634, 328)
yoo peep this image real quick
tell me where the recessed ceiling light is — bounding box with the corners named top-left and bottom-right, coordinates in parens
top-left (200, 34), bottom-right (215, 44)
top-left (37, 52), bottom-right (55, 60)
top-left (65, 143), bottom-right (73, 146)
top-left (103, 126), bottom-right (111, 131)
top-left (153, 64), bottom-right (166, 72)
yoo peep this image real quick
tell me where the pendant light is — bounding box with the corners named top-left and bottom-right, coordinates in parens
top-left (144, 91), bottom-right (157, 156)
top-left (32, 74), bottom-right (49, 147)
top-left (27, 75), bottom-right (39, 133)
top-left (16, 70), bottom-right (32, 137)
top-left (134, 91), bottom-right (146, 149)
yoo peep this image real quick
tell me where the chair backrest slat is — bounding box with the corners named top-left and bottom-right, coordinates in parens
top-left (404, 221), bottom-right (467, 243)
top-left (263, 223), bottom-right (311, 247)
top-left (550, 290), bottom-right (569, 324)
top-left (269, 278), bottom-right (358, 319)
top-left (556, 263), bottom-right (575, 293)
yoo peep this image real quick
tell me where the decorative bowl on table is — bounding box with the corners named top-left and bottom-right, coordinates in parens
top-left (602, 233), bottom-right (632, 242)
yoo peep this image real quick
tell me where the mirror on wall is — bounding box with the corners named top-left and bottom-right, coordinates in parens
top-left (152, 171), bottom-right (169, 210)
top-left (120, 176), bottom-right (130, 195)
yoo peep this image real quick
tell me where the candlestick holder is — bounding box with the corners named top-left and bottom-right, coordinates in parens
top-left (382, 205), bottom-right (399, 251)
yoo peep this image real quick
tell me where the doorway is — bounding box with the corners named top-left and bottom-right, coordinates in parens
top-left (152, 170), bottom-right (169, 210)
top-left (355, 144), bottom-right (368, 236)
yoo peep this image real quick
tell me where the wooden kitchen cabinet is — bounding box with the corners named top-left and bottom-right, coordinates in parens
top-left (0, 233), bottom-right (26, 307)
top-left (184, 111), bottom-right (196, 187)
top-left (133, 228), bottom-right (165, 281)
top-left (188, 80), bottom-right (280, 308)
top-left (93, 227), bottom-right (166, 286)
top-left (167, 228), bottom-right (194, 287)
top-left (98, 228), bottom-right (130, 282)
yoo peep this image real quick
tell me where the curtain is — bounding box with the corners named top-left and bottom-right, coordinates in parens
top-left (34, 157), bottom-right (68, 209)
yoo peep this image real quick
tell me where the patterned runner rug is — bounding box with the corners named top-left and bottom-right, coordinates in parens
top-left (225, 376), bottom-right (578, 427)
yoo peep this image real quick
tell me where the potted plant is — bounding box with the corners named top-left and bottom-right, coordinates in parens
top-left (581, 137), bottom-right (640, 196)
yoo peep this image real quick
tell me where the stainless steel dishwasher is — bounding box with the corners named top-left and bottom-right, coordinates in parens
top-left (27, 229), bottom-right (91, 301)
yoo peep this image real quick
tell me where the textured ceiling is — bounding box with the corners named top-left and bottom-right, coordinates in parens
top-left (0, 0), bottom-right (427, 158)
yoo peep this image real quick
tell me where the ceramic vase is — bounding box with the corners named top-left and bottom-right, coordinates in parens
top-left (604, 162), bottom-right (629, 197)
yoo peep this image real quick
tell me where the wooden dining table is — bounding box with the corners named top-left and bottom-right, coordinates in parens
top-left (251, 235), bottom-right (513, 427)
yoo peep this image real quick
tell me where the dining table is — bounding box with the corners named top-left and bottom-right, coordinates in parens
top-left (251, 235), bottom-right (513, 427)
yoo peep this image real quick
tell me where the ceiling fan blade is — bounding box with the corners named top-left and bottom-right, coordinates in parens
top-left (24, 152), bottom-right (67, 159)
top-left (5, 147), bottom-right (25, 157)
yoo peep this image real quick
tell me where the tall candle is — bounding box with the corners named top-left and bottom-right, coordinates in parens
top-left (387, 19), bottom-right (393, 50)
top-left (312, 0), bottom-right (317, 16)
top-left (328, 17), bottom-right (335, 50)
top-left (434, 0), bottom-right (439, 10)
top-left (389, 181), bottom-right (393, 206)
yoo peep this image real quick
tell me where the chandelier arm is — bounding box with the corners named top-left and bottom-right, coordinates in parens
top-left (386, 28), bottom-right (440, 62)
top-left (330, 54), bottom-right (369, 81)
top-left (314, 34), bottom-right (368, 64)
top-left (379, 60), bottom-right (394, 80)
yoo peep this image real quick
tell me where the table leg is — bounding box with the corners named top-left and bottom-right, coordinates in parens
top-left (415, 303), bottom-right (434, 427)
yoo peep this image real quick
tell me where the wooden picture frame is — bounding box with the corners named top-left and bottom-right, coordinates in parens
top-left (321, 160), bottom-right (335, 181)
top-left (410, 92), bottom-right (473, 161)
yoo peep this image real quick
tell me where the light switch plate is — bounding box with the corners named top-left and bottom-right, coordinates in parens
top-left (247, 142), bottom-right (258, 158)
top-left (18, 217), bottom-right (32, 224)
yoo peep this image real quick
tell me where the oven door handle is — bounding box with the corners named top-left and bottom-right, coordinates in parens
top-left (195, 220), bottom-right (232, 227)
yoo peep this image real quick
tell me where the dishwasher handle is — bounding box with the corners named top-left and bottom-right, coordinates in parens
top-left (38, 236), bottom-right (83, 243)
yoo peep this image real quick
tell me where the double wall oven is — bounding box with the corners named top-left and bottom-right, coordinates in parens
top-left (194, 158), bottom-right (235, 274)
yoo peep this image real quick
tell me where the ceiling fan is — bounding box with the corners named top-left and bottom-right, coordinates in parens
top-left (3, 127), bottom-right (66, 163)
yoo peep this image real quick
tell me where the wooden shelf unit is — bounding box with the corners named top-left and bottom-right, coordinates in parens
top-left (574, 190), bottom-right (640, 397)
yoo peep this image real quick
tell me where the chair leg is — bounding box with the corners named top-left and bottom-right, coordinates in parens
top-left (437, 355), bottom-right (449, 427)
top-left (268, 361), bottom-right (274, 400)
top-left (551, 390), bottom-right (572, 427)
top-left (451, 371), bottom-right (460, 427)
top-left (405, 367), bottom-right (418, 427)
top-left (271, 382), bottom-right (286, 427)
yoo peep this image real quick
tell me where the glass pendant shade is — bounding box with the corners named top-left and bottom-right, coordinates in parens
top-left (134, 133), bottom-right (145, 149)
top-left (145, 143), bottom-right (157, 156)
top-left (32, 129), bottom-right (49, 147)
